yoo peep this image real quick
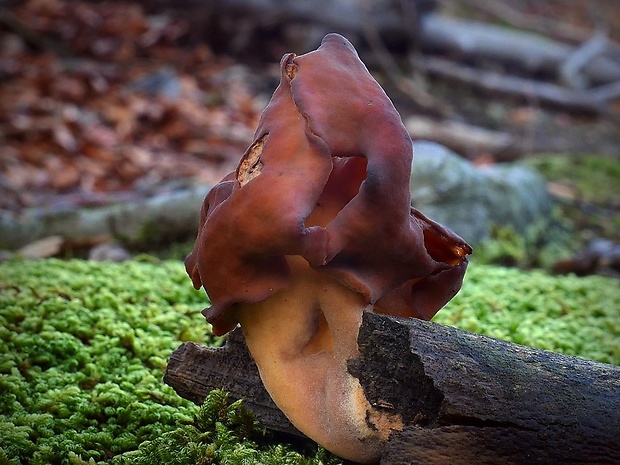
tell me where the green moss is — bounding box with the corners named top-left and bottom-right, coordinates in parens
top-left (434, 264), bottom-right (620, 365)
top-left (0, 259), bottom-right (212, 464)
top-left (1, 258), bottom-right (619, 464)
top-left (0, 259), bottom-right (339, 465)
top-left (526, 154), bottom-right (620, 205)
top-left (136, 239), bottom-right (197, 262)
top-left (473, 154), bottom-right (620, 268)
top-left (525, 153), bottom-right (620, 242)
top-left (471, 215), bottom-right (576, 269)
top-left (115, 390), bottom-right (340, 465)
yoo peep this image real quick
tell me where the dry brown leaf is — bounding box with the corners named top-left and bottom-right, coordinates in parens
top-left (45, 156), bottom-right (80, 190)
top-left (125, 146), bottom-right (152, 168)
top-left (52, 123), bottom-right (77, 152)
top-left (51, 75), bottom-right (88, 101)
top-left (546, 181), bottom-right (580, 200)
top-left (84, 125), bottom-right (119, 149)
top-left (1, 0), bottom-right (262, 214)
top-left (81, 144), bottom-right (118, 165)
top-left (18, 236), bottom-right (64, 259)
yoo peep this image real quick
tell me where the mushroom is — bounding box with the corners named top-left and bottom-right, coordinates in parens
top-left (185, 34), bottom-right (472, 463)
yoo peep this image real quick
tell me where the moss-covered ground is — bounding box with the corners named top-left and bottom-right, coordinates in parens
top-left (525, 153), bottom-right (620, 244)
top-left (434, 263), bottom-right (620, 364)
top-left (467, 153), bottom-right (620, 270)
top-left (1, 258), bottom-right (619, 464)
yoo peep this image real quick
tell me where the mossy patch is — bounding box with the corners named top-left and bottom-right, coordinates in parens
top-left (435, 264), bottom-right (620, 365)
top-left (471, 212), bottom-right (576, 269)
top-left (525, 153), bottom-right (620, 243)
top-left (0, 259), bottom-right (214, 464)
top-left (115, 389), bottom-right (340, 465)
top-left (0, 259), bottom-right (339, 465)
top-left (473, 153), bottom-right (620, 269)
top-left (526, 154), bottom-right (620, 206)
top-left (1, 258), bottom-right (619, 464)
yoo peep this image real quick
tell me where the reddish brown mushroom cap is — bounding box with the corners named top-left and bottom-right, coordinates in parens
top-left (185, 33), bottom-right (471, 336)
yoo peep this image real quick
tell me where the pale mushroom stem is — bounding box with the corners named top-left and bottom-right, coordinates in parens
top-left (234, 256), bottom-right (402, 464)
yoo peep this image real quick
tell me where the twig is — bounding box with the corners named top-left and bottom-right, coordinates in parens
top-left (453, 0), bottom-right (620, 56)
top-left (560, 31), bottom-right (609, 89)
top-left (419, 13), bottom-right (620, 86)
top-left (590, 80), bottom-right (620, 102)
top-left (416, 56), bottom-right (614, 115)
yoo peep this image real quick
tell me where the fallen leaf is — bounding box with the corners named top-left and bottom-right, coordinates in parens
top-left (18, 236), bottom-right (64, 259)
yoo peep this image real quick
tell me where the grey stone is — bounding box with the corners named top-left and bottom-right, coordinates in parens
top-left (410, 141), bottom-right (552, 244)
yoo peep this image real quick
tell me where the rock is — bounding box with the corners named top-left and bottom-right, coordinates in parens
top-left (0, 184), bottom-right (212, 250)
top-left (88, 242), bottom-right (131, 262)
top-left (410, 141), bottom-right (552, 244)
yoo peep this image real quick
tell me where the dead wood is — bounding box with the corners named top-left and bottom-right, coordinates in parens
top-left (149, 0), bottom-right (620, 89)
top-left (164, 312), bottom-right (620, 464)
top-left (418, 14), bottom-right (620, 86)
top-left (560, 31), bottom-right (610, 89)
top-left (73, 0), bottom-right (620, 95)
top-left (0, 6), bottom-right (70, 56)
top-left (416, 56), bottom-right (616, 114)
top-left (361, 23), bottom-right (452, 118)
top-left (358, 313), bottom-right (620, 464)
top-left (405, 116), bottom-right (518, 160)
top-left (405, 116), bottom-right (620, 161)
top-left (458, 0), bottom-right (620, 56)
top-left (142, 0), bottom-right (435, 60)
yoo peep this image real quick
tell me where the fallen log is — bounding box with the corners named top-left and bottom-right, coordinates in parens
top-left (165, 312), bottom-right (620, 464)
top-left (418, 14), bottom-right (620, 86)
top-left (460, 0), bottom-right (620, 55)
top-left (356, 313), bottom-right (620, 465)
top-left (405, 116), bottom-right (518, 160)
top-left (405, 116), bottom-right (578, 161)
top-left (143, 0), bottom-right (435, 59)
top-left (416, 56), bottom-right (614, 114)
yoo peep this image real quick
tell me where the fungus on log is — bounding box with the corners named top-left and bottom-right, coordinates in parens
top-left (166, 313), bottom-right (620, 465)
top-left (181, 33), bottom-right (471, 463)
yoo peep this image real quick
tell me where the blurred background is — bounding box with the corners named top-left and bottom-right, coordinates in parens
top-left (0, 0), bottom-right (619, 276)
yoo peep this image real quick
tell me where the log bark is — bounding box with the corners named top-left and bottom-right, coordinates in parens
top-left (144, 0), bottom-right (434, 60)
top-left (164, 312), bottom-right (620, 465)
top-left (138, 0), bottom-right (620, 88)
top-left (356, 313), bottom-right (620, 465)
top-left (459, 0), bottom-right (620, 56)
top-left (152, 1), bottom-right (620, 120)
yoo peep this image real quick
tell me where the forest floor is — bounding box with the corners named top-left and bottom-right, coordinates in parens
top-left (1, 0), bottom-right (619, 273)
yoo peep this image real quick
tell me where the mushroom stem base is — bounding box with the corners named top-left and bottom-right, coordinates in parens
top-left (234, 257), bottom-right (402, 463)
